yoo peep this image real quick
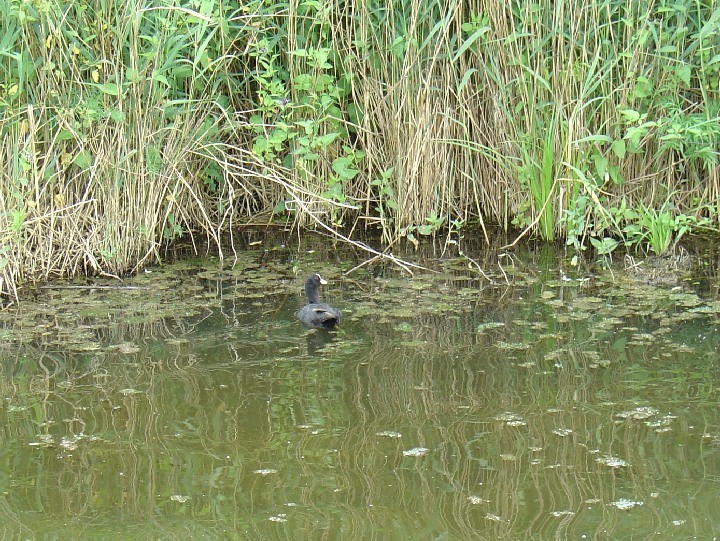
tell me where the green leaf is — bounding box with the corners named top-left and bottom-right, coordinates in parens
top-left (73, 151), bottom-right (91, 168)
top-left (675, 64), bottom-right (691, 86)
top-left (248, 115), bottom-right (265, 127)
top-left (315, 132), bottom-right (340, 147)
top-left (273, 200), bottom-right (287, 214)
top-left (573, 134), bottom-right (613, 144)
top-left (589, 236), bottom-right (619, 255)
top-left (252, 137), bottom-right (269, 156)
top-left (268, 128), bottom-right (288, 144)
top-left (592, 154), bottom-right (608, 178)
top-left (96, 82), bottom-right (119, 96)
top-left (631, 77), bottom-right (653, 99)
top-left (619, 109), bottom-right (640, 123)
top-left (152, 72), bottom-right (170, 87)
top-left (327, 181), bottom-right (344, 200)
top-left (293, 74), bottom-right (313, 91)
top-left (294, 120), bottom-right (314, 134)
top-left (608, 165), bottom-right (623, 185)
top-left (146, 145), bottom-right (162, 174)
top-left (389, 36), bottom-right (406, 59)
top-left (452, 26), bottom-right (490, 62)
top-left (457, 68), bottom-right (478, 93)
top-left (109, 109), bottom-right (124, 122)
top-left (314, 74), bottom-right (333, 92)
top-left (309, 48), bottom-right (332, 69)
top-left (698, 9), bottom-right (720, 39)
top-left (611, 139), bottom-right (626, 159)
top-left (11, 209), bottom-right (26, 232)
top-left (331, 157), bottom-right (359, 180)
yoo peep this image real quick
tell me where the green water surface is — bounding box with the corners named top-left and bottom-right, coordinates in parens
top-left (1, 233), bottom-right (719, 539)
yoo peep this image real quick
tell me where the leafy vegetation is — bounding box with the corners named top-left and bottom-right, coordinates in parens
top-left (1, 0), bottom-right (719, 298)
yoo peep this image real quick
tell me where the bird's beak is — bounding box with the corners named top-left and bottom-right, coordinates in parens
top-left (319, 277), bottom-right (328, 285)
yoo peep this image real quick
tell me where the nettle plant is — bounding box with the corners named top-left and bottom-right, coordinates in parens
top-left (245, 5), bottom-right (362, 223)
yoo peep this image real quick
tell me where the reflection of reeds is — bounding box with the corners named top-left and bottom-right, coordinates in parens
top-left (0, 338), bottom-right (711, 538)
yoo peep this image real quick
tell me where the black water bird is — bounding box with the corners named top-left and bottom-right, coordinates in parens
top-left (296, 273), bottom-right (341, 329)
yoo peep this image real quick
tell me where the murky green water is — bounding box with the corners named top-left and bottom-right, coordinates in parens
top-left (1, 233), bottom-right (719, 539)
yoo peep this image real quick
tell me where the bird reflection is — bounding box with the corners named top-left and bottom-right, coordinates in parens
top-left (305, 328), bottom-right (337, 356)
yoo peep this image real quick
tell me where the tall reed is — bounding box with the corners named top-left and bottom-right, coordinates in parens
top-left (0, 0), bottom-right (278, 298)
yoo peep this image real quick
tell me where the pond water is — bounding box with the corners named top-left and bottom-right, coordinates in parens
top-left (1, 231), bottom-right (719, 539)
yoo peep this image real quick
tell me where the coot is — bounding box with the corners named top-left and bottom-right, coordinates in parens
top-left (296, 273), bottom-right (341, 330)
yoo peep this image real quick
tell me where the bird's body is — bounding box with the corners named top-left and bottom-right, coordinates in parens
top-left (296, 274), bottom-right (341, 330)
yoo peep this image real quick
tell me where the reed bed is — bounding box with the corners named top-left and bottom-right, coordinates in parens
top-left (1, 0), bottom-right (718, 299)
